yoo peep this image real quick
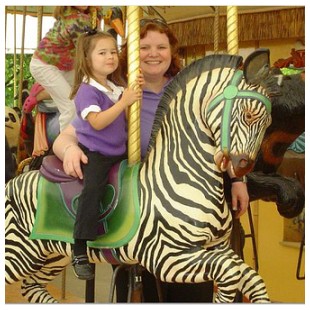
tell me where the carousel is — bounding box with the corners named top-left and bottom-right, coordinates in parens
top-left (5, 5), bottom-right (305, 303)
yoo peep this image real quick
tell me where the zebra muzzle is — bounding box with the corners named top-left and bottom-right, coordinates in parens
top-left (230, 154), bottom-right (254, 177)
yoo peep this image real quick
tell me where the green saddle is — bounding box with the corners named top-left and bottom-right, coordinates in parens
top-left (30, 159), bottom-right (140, 248)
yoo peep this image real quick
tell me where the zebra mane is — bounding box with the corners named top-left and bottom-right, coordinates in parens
top-left (145, 54), bottom-right (243, 159)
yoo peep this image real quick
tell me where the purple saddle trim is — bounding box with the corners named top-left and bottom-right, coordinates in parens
top-left (39, 155), bottom-right (121, 235)
top-left (40, 156), bottom-right (83, 219)
top-left (40, 155), bottom-right (119, 186)
top-left (40, 155), bottom-right (77, 183)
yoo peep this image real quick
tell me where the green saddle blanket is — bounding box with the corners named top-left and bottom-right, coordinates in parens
top-left (30, 160), bottom-right (140, 248)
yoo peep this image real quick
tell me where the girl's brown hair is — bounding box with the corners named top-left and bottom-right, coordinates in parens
top-left (70, 31), bottom-right (125, 99)
top-left (119, 21), bottom-right (182, 79)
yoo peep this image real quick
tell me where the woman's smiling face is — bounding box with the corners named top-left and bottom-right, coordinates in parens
top-left (139, 30), bottom-right (172, 79)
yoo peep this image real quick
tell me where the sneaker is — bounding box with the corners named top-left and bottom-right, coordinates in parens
top-left (72, 254), bottom-right (94, 281)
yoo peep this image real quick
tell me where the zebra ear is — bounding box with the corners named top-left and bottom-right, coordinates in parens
top-left (243, 48), bottom-right (270, 85)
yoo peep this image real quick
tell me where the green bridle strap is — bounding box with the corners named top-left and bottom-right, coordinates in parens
top-left (207, 69), bottom-right (271, 154)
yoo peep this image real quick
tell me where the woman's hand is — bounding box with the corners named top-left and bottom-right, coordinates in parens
top-left (231, 181), bottom-right (249, 218)
top-left (226, 161), bottom-right (249, 218)
top-left (52, 124), bottom-right (88, 179)
top-left (63, 144), bottom-right (88, 179)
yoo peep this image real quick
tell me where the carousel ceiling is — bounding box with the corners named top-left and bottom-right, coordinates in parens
top-left (5, 5), bottom-right (299, 23)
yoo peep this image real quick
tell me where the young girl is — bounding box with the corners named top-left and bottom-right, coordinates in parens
top-left (70, 30), bottom-right (143, 280)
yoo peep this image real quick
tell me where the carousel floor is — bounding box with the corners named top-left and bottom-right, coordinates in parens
top-left (5, 263), bottom-right (114, 303)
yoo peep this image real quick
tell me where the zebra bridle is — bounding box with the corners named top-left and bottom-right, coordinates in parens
top-left (207, 69), bottom-right (272, 156)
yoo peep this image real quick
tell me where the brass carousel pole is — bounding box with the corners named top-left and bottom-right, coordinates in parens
top-left (84, 7), bottom-right (99, 304)
top-left (226, 6), bottom-right (239, 55)
top-left (227, 6), bottom-right (244, 303)
top-left (18, 6), bottom-right (27, 110)
top-left (213, 6), bottom-right (220, 54)
top-left (15, 6), bottom-right (27, 166)
top-left (13, 7), bottom-right (17, 107)
top-left (127, 6), bottom-right (141, 166)
top-left (126, 6), bottom-right (144, 302)
top-left (90, 6), bottom-right (98, 29)
top-left (5, 6), bottom-right (7, 52)
top-left (37, 7), bottom-right (43, 44)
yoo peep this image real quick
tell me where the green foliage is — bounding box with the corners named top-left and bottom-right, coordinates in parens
top-left (5, 54), bottom-right (35, 108)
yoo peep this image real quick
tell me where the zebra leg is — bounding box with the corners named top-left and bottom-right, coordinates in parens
top-left (5, 237), bottom-right (48, 284)
top-left (21, 253), bottom-right (70, 303)
top-left (151, 246), bottom-right (242, 303)
top-left (5, 172), bottom-right (44, 284)
top-left (229, 251), bottom-right (270, 303)
top-left (152, 245), bottom-right (268, 303)
top-left (206, 250), bottom-right (242, 302)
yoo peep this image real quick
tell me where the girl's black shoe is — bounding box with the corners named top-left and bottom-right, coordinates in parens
top-left (72, 254), bottom-right (94, 280)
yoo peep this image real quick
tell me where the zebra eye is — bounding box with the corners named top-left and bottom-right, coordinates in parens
top-left (245, 111), bottom-right (253, 123)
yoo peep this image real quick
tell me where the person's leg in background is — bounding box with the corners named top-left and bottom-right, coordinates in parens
top-left (111, 266), bottom-right (161, 302)
top-left (111, 265), bottom-right (214, 302)
top-left (164, 282), bottom-right (214, 302)
top-left (30, 57), bottom-right (75, 131)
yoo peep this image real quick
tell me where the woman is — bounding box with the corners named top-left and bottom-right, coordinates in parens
top-left (53, 19), bottom-right (248, 302)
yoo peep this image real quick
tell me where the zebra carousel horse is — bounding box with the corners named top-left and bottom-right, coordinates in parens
top-left (7, 49), bottom-right (278, 303)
